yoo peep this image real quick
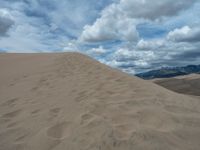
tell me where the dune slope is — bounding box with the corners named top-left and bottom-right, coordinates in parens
top-left (0, 53), bottom-right (200, 150)
top-left (153, 74), bottom-right (200, 96)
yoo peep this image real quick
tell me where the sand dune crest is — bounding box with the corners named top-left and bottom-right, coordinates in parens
top-left (0, 53), bottom-right (200, 150)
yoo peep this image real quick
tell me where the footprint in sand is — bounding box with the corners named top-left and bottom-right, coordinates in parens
top-left (48, 107), bottom-right (61, 121)
top-left (0, 127), bottom-right (29, 145)
top-left (75, 90), bottom-right (91, 103)
top-left (1, 98), bottom-right (19, 107)
top-left (15, 132), bottom-right (30, 143)
top-left (1, 109), bottom-right (21, 119)
top-left (9, 82), bottom-right (16, 87)
top-left (31, 109), bottom-right (41, 115)
top-left (47, 122), bottom-right (71, 139)
top-left (7, 122), bottom-right (18, 128)
top-left (50, 108), bottom-right (61, 114)
top-left (80, 113), bottom-right (94, 125)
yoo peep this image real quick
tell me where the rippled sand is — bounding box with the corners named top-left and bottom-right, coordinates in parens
top-left (0, 53), bottom-right (200, 150)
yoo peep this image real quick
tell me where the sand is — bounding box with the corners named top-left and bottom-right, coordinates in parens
top-left (0, 53), bottom-right (200, 150)
top-left (153, 74), bottom-right (200, 96)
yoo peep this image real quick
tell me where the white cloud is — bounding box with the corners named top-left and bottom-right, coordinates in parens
top-left (80, 3), bottom-right (139, 43)
top-left (167, 26), bottom-right (200, 42)
top-left (137, 39), bottom-right (165, 50)
top-left (62, 41), bottom-right (80, 52)
top-left (0, 8), bottom-right (13, 19)
top-left (114, 48), bottom-right (156, 62)
top-left (80, 0), bottom-right (197, 43)
top-left (87, 46), bottom-right (107, 56)
top-left (0, 0), bottom-right (112, 51)
top-left (0, 9), bottom-right (66, 52)
top-left (0, 24), bottom-right (52, 52)
top-left (80, 2), bottom-right (139, 43)
top-left (103, 48), bottom-right (157, 73)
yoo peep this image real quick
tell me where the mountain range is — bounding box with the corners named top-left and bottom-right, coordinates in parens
top-left (136, 64), bottom-right (200, 79)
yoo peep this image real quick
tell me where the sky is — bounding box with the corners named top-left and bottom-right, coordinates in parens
top-left (0, 0), bottom-right (200, 73)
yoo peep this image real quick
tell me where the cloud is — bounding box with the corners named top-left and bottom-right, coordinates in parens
top-left (102, 47), bottom-right (157, 73)
top-left (86, 46), bottom-right (107, 56)
top-left (0, 0), bottom-right (113, 51)
top-left (80, 0), bottom-right (197, 43)
top-left (172, 49), bottom-right (200, 61)
top-left (137, 39), bottom-right (165, 50)
top-left (101, 27), bottom-right (200, 74)
top-left (21, 0), bottom-right (113, 37)
top-left (120, 0), bottom-right (197, 20)
top-left (62, 41), bottom-right (80, 52)
top-left (0, 9), bottom-right (14, 36)
top-left (0, 9), bottom-right (65, 52)
top-left (113, 48), bottom-right (155, 62)
top-left (167, 26), bottom-right (200, 42)
top-left (80, 3), bottom-right (139, 43)
top-left (80, 2), bottom-right (141, 43)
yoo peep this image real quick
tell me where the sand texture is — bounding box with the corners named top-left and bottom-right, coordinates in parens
top-left (0, 53), bottom-right (200, 150)
top-left (153, 74), bottom-right (200, 96)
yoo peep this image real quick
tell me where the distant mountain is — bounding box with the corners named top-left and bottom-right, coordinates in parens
top-left (136, 64), bottom-right (200, 79)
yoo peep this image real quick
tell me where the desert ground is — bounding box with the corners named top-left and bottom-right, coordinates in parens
top-left (0, 53), bottom-right (200, 150)
top-left (153, 74), bottom-right (200, 96)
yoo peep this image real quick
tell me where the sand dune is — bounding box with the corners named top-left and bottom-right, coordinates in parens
top-left (153, 74), bottom-right (200, 96)
top-left (0, 53), bottom-right (200, 150)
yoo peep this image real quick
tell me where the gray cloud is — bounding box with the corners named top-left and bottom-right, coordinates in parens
top-left (0, 10), bottom-right (14, 36)
top-left (167, 26), bottom-right (200, 43)
top-left (0, 0), bottom-right (113, 51)
top-left (102, 34), bottom-right (200, 74)
top-left (102, 48), bottom-right (157, 73)
top-left (172, 49), bottom-right (200, 61)
top-left (80, 0), bottom-right (197, 43)
top-left (80, 11), bottom-right (139, 43)
top-left (122, 0), bottom-right (197, 20)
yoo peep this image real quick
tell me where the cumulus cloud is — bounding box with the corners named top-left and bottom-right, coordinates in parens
top-left (0, 0), bottom-right (113, 51)
top-left (63, 41), bottom-right (80, 52)
top-left (80, 3), bottom-right (139, 43)
top-left (80, 0), bottom-right (197, 43)
top-left (102, 48), bottom-right (157, 73)
top-left (87, 46), bottom-right (107, 56)
top-left (80, 2), bottom-right (141, 43)
top-left (0, 9), bottom-right (14, 36)
top-left (114, 48), bottom-right (155, 62)
top-left (101, 27), bottom-right (200, 73)
top-left (167, 26), bottom-right (200, 42)
top-left (137, 39), bottom-right (165, 50)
